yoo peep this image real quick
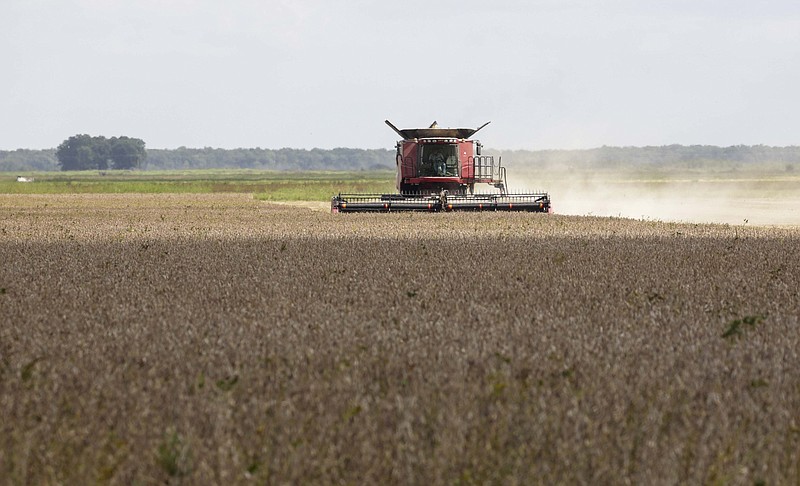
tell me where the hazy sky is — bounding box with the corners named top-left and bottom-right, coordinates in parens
top-left (2, 0), bottom-right (799, 150)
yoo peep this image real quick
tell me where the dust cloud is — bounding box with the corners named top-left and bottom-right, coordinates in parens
top-left (510, 172), bottom-right (800, 227)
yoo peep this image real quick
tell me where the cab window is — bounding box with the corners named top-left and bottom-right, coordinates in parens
top-left (419, 144), bottom-right (458, 177)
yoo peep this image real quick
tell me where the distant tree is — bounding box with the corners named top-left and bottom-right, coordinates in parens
top-left (92, 137), bottom-right (111, 170)
top-left (56, 134), bottom-right (96, 170)
top-left (76, 145), bottom-right (94, 169)
top-left (56, 134), bottom-right (145, 170)
top-left (110, 136), bottom-right (146, 169)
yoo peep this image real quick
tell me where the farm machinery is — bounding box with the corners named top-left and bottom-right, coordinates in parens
top-left (331, 120), bottom-right (551, 213)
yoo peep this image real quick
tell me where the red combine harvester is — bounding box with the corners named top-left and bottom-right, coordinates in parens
top-left (331, 120), bottom-right (551, 213)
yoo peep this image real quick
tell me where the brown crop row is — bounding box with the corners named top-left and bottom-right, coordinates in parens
top-left (1, 194), bottom-right (799, 484)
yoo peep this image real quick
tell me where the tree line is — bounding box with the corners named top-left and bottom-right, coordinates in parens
top-left (145, 147), bottom-right (393, 171)
top-left (494, 144), bottom-right (800, 171)
top-left (2, 141), bottom-right (800, 172)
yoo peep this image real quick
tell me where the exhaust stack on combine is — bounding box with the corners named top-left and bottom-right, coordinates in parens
top-left (331, 120), bottom-right (551, 213)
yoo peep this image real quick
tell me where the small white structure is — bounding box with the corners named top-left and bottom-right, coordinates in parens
top-left (16, 176), bottom-right (34, 182)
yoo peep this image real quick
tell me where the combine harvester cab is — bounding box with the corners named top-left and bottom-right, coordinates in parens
top-left (331, 120), bottom-right (551, 213)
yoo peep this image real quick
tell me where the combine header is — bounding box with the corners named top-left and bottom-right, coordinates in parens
top-left (331, 120), bottom-right (551, 213)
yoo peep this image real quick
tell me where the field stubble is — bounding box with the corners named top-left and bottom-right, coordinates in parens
top-left (1, 193), bottom-right (799, 484)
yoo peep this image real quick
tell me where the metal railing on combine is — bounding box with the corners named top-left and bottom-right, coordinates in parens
top-left (472, 155), bottom-right (497, 181)
top-left (472, 156), bottom-right (509, 193)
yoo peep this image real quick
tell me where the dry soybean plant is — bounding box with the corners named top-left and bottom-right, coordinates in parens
top-left (0, 193), bottom-right (798, 484)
